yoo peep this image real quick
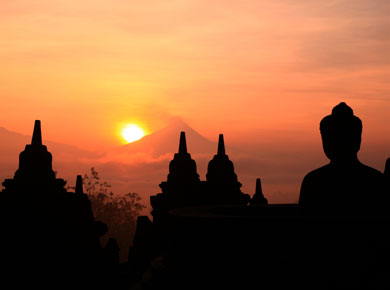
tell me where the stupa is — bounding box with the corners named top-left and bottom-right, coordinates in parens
top-left (151, 132), bottom-right (202, 219)
top-left (2, 120), bottom-right (66, 194)
top-left (206, 134), bottom-right (250, 204)
top-left (0, 121), bottom-right (116, 289)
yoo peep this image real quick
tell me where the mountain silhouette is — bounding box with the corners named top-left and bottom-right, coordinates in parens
top-left (115, 118), bottom-right (217, 158)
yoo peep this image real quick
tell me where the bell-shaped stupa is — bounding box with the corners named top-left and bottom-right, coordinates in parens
top-left (151, 132), bottom-right (201, 219)
top-left (167, 131), bottom-right (200, 185)
top-left (206, 134), bottom-right (237, 184)
top-left (0, 123), bottom-right (116, 288)
top-left (206, 134), bottom-right (249, 204)
top-left (2, 120), bottom-right (66, 194)
top-left (249, 178), bottom-right (268, 205)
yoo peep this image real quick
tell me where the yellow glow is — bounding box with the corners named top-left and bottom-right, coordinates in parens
top-left (122, 124), bottom-right (145, 143)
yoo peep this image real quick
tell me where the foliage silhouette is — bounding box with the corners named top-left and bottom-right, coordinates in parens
top-left (70, 167), bottom-right (146, 261)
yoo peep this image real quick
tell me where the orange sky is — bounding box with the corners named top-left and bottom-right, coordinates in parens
top-left (1, 0), bottom-right (389, 152)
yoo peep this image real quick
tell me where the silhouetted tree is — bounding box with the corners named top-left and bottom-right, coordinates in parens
top-left (70, 167), bottom-right (146, 262)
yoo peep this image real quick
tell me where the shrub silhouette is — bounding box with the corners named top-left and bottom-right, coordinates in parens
top-left (70, 167), bottom-right (146, 262)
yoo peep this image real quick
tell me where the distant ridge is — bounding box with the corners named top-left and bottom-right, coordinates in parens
top-left (0, 124), bottom-right (103, 192)
top-left (0, 125), bottom-right (101, 166)
top-left (0, 126), bottom-right (30, 153)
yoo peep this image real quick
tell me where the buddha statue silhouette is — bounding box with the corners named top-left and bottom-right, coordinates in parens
top-left (299, 102), bottom-right (386, 212)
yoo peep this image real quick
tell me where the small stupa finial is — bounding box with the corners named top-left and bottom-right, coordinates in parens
top-left (75, 175), bottom-right (84, 194)
top-left (31, 120), bottom-right (42, 146)
top-left (217, 134), bottom-right (225, 155)
top-left (385, 158), bottom-right (390, 176)
top-left (178, 131), bottom-right (187, 154)
top-left (255, 178), bottom-right (262, 196)
top-left (250, 177), bottom-right (268, 205)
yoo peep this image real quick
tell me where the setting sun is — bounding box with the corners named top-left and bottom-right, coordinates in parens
top-left (122, 124), bottom-right (145, 143)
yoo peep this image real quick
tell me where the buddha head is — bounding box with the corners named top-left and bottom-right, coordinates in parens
top-left (320, 102), bottom-right (362, 161)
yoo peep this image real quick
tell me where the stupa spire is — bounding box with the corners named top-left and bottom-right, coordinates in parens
top-left (385, 158), bottom-right (390, 176)
top-left (75, 175), bottom-right (84, 194)
top-left (217, 134), bottom-right (225, 155)
top-left (31, 120), bottom-right (42, 146)
top-left (178, 131), bottom-right (187, 154)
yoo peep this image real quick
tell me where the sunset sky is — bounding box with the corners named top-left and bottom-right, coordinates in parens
top-left (2, 1), bottom-right (390, 276)
top-left (1, 1), bottom-right (389, 157)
